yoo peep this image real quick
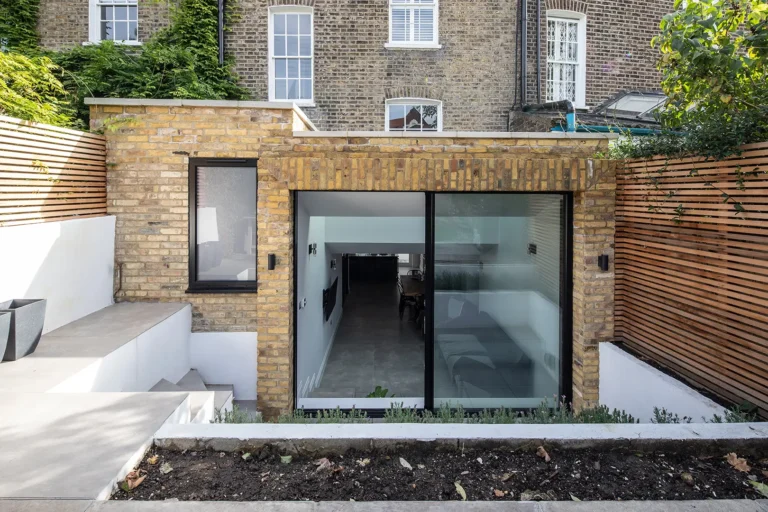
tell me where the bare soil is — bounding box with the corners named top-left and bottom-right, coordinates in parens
top-left (113, 445), bottom-right (768, 502)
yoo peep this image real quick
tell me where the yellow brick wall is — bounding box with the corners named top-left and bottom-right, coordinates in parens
top-left (92, 104), bottom-right (615, 417)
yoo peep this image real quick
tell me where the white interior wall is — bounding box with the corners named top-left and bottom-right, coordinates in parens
top-left (600, 342), bottom-right (727, 423)
top-left (0, 216), bottom-right (115, 333)
top-left (296, 205), bottom-right (343, 397)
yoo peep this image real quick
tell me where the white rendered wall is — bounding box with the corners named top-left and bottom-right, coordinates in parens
top-left (0, 216), bottom-right (115, 333)
top-left (190, 332), bottom-right (257, 400)
top-left (296, 206), bottom-right (343, 400)
top-left (600, 342), bottom-right (727, 423)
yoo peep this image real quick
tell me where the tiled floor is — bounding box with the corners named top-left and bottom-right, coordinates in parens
top-left (310, 281), bottom-right (425, 399)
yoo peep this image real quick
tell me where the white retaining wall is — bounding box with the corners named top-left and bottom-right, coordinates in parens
top-left (0, 216), bottom-right (115, 333)
top-left (600, 342), bottom-right (727, 423)
top-left (190, 332), bottom-right (258, 400)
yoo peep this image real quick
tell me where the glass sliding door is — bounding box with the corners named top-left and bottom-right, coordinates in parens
top-left (431, 193), bottom-right (565, 409)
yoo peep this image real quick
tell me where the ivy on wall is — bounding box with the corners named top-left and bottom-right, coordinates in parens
top-left (0, 0), bottom-right (249, 128)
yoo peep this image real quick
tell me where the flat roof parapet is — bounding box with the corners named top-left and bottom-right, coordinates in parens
top-left (293, 130), bottom-right (619, 140)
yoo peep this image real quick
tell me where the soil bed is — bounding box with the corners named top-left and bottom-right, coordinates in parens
top-left (114, 445), bottom-right (768, 502)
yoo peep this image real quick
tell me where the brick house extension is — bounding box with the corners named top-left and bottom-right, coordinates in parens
top-left (40, 0), bottom-right (672, 131)
top-left (89, 99), bottom-right (616, 418)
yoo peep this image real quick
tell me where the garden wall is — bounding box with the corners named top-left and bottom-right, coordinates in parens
top-left (615, 141), bottom-right (768, 418)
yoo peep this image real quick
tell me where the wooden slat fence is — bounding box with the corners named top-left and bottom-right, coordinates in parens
top-left (0, 115), bottom-right (107, 227)
top-left (615, 141), bottom-right (768, 418)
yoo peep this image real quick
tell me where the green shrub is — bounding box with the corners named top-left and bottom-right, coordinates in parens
top-left (212, 404), bottom-right (262, 424)
top-left (651, 407), bottom-right (692, 424)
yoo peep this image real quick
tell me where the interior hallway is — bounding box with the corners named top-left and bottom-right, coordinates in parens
top-left (310, 280), bottom-right (425, 399)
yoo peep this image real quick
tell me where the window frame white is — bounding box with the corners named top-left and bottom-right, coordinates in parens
top-left (385, 98), bottom-right (443, 132)
top-left (546, 10), bottom-right (587, 108)
top-left (268, 6), bottom-right (315, 106)
top-left (87, 0), bottom-right (141, 45)
top-left (386, 0), bottom-right (441, 50)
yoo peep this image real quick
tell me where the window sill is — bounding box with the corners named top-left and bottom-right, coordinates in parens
top-left (185, 286), bottom-right (258, 294)
top-left (384, 43), bottom-right (443, 50)
top-left (83, 40), bottom-right (143, 46)
top-left (269, 100), bottom-right (316, 108)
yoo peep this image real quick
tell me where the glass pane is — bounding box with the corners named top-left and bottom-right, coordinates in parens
top-left (300, 79), bottom-right (312, 100)
top-left (405, 105), bottom-right (422, 131)
top-left (129, 21), bottom-right (138, 40)
top-left (114, 6), bottom-right (127, 20)
top-left (287, 14), bottom-right (299, 35)
top-left (388, 104), bottom-right (406, 130)
top-left (299, 36), bottom-right (311, 56)
top-left (275, 58), bottom-right (287, 79)
top-left (299, 14), bottom-right (311, 35)
top-left (391, 8), bottom-right (409, 42)
top-left (273, 35), bottom-right (285, 56)
top-left (275, 79), bottom-right (287, 99)
top-left (287, 35), bottom-right (299, 56)
top-left (101, 21), bottom-right (113, 40)
top-left (287, 59), bottom-right (299, 78)
top-left (101, 6), bottom-right (112, 21)
top-left (299, 58), bottom-right (311, 78)
top-left (274, 14), bottom-right (285, 35)
top-left (287, 78), bottom-right (300, 99)
top-left (422, 104), bottom-right (438, 130)
top-left (115, 21), bottom-right (128, 41)
top-left (433, 194), bottom-right (563, 409)
top-left (195, 166), bottom-right (257, 282)
top-left (129, 6), bottom-right (138, 20)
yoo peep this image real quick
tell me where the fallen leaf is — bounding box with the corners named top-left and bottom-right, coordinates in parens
top-left (147, 455), bottom-right (159, 465)
top-left (159, 463), bottom-right (173, 475)
top-left (461, 470), bottom-right (469, 475)
top-left (399, 457), bottom-right (412, 470)
top-left (521, 489), bottom-right (557, 501)
top-left (332, 466), bottom-right (345, 474)
top-left (536, 446), bottom-right (551, 463)
top-left (501, 473), bottom-right (513, 482)
top-left (762, 470), bottom-right (768, 479)
top-left (412, 484), bottom-right (416, 489)
top-left (417, 464), bottom-right (426, 470)
top-left (241, 453), bottom-right (252, 461)
top-left (570, 493), bottom-right (581, 501)
top-left (726, 453), bottom-right (751, 472)
top-left (280, 455), bottom-right (292, 464)
top-left (454, 481), bottom-right (467, 501)
top-left (357, 458), bottom-right (371, 467)
top-left (122, 470), bottom-right (146, 491)
top-left (680, 472), bottom-right (694, 486)
top-left (751, 481), bottom-right (768, 498)
top-left (477, 457), bottom-right (483, 464)
top-left (315, 458), bottom-right (332, 472)
top-left (493, 489), bottom-right (505, 497)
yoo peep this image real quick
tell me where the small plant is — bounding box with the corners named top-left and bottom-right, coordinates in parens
top-left (709, 403), bottom-right (759, 423)
top-left (383, 403), bottom-right (422, 423)
top-left (651, 406), bottom-right (692, 424)
top-left (277, 409), bottom-right (310, 424)
top-left (367, 385), bottom-right (395, 398)
top-left (277, 407), bottom-right (368, 424)
top-left (212, 404), bottom-right (262, 424)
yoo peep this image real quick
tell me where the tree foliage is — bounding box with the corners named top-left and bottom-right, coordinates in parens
top-left (610, 0), bottom-right (768, 160)
top-left (0, 0), bottom-right (248, 127)
top-left (0, 0), bottom-right (40, 53)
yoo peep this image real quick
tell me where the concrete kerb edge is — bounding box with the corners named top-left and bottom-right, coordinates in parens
top-left (152, 422), bottom-right (768, 457)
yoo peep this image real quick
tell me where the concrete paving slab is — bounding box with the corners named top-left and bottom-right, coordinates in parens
top-left (0, 392), bottom-right (188, 500)
top-left (0, 501), bottom-right (94, 512)
top-left (0, 303), bottom-right (188, 392)
top-left (85, 500), bottom-right (768, 512)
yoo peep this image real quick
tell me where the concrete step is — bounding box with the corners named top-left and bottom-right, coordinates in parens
top-left (149, 379), bottom-right (183, 392)
top-left (205, 384), bottom-right (234, 412)
top-left (175, 369), bottom-right (207, 392)
top-left (150, 379), bottom-right (214, 424)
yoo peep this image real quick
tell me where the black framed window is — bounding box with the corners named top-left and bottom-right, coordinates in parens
top-left (188, 158), bottom-right (258, 293)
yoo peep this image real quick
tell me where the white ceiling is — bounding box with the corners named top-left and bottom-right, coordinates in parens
top-left (326, 242), bottom-right (425, 254)
top-left (299, 192), bottom-right (425, 217)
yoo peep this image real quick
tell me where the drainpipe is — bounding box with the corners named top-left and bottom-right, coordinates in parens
top-left (521, 0), bottom-right (528, 106)
top-left (218, 0), bottom-right (225, 65)
top-left (523, 100), bottom-right (577, 132)
top-left (536, 0), bottom-right (542, 104)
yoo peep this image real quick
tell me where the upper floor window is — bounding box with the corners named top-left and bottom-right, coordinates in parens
top-left (89, 0), bottom-right (139, 44)
top-left (546, 11), bottom-right (586, 107)
top-left (387, 0), bottom-right (440, 49)
top-left (386, 99), bottom-right (442, 132)
top-left (269, 7), bottom-right (314, 104)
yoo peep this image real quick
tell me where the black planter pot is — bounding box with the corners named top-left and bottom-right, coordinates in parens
top-left (0, 299), bottom-right (47, 362)
top-left (0, 312), bottom-right (10, 364)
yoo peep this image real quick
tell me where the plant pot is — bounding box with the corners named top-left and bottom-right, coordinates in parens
top-left (0, 312), bottom-right (10, 364)
top-left (0, 299), bottom-right (47, 361)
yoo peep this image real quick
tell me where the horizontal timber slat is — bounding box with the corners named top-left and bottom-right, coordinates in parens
top-left (0, 116), bottom-right (106, 226)
top-left (616, 142), bottom-right (768, 418)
